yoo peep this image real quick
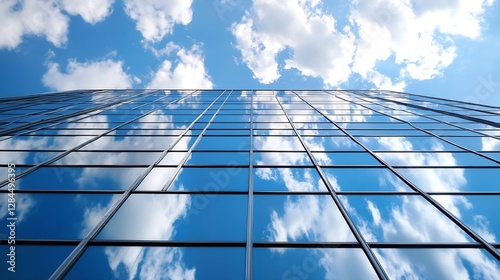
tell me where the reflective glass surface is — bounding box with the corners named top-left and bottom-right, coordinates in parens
top-left (67, 246), bottom-right (245, 280)
top-left (98, 194), bottom-right (247, 241)
top-left (254, 195), bottom-right (356, 242)
top-left (0, 90), bottom-right (499, 279)
top-left (254, 248), bottom-right (378, 279)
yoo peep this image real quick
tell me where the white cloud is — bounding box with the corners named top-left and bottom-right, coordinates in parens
top-left (0, 0), bottom-right (69, 49)
top-left (42, 59), bottom-right (135, 91)
top-left (148, 44), bottom-right (213, 89)
top-left (350, 0), bottom-right (492, 85)
top-left (0, 0), bottom-right (116, 49)
top-left (61, 0), bottom-right (115, 24)
top-left (231, 0), bottom-right (355, 86)
top-left (232, 0), bottom-right (493, 89)
top-left (124, 0), bottom-right (193, 42)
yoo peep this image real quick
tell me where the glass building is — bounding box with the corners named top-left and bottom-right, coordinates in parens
top-left (0, 90), bottom-right (499, 279)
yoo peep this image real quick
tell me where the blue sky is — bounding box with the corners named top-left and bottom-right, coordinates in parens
top-left (1, 0), bottom-right (500, 105)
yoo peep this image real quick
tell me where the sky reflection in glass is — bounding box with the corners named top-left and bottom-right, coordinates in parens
top-left (0, 90), bottom-right (499, 279)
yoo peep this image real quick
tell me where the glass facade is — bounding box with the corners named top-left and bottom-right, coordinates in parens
top-left (0, 89), bottom-right (499, 279)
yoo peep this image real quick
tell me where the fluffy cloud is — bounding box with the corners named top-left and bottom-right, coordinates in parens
top-left (61, 0), bottom-right (115, 24)
top-left (232, 0), bottom-right (355, 86)
top-left (0, 0), bottom-right (69, 49)
top-left (232, 0), bottom-right (493, 89)
top-left (148, 44), bottom-right (213, 89)
top-left (124, 0), bottom-right (193, 42)
top-left (42, 59), bottom-right (135, 91)
top-left (0, 0), bottom-right (115, 49)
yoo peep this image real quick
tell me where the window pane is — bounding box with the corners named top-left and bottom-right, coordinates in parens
top-left (254, 168), bottom-right (326, 191)
top-left (254, 248), bottom-right (378, 280)
top-left (254, 152), bottom-right (312, 166)
top-left (338, 195), bottom-right (475, 242)
top-left (98, 194), bottom-right (247, 241)
top-left (313, 152), bottom-right (381, 166)
top-left (168, 167), bottom-right (248, 191)
top-left (195, 136), bottom-right (249, 151)
top-left (254, 195), bottom-right (355, 242)
top-left (184, 152), bottom-right (249, 165)
top-left (0, 245), bottom-right (74, 280)
top-left (0, 193), bottom-right (119, 239)
top-left (254, 136), bottom-right (304, 151)
top-left (323, 168), bottom-right (413, 192)
top-left (67, 246), bottom-right (244, 280)
top-left (16, 167), bottom-right (145, 190)
top-left (376, 248), bottom-right (500, 279)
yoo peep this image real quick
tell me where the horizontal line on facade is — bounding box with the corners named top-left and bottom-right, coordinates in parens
top-left (2, 239), bottom-right (497, 249)
top-left (2, 190), bottom-right (499, 196)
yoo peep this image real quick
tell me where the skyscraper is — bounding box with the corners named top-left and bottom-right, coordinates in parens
top-left (0, 90), bottom-right (499, 279)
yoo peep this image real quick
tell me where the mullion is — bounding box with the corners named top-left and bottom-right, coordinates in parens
top-left (245, 90), bottom-right (255, 280)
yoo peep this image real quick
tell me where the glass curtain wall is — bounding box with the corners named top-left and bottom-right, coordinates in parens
top-left (0, 90), bottom-right (499, 279)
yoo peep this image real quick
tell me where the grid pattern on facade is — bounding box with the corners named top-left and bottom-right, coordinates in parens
top-left (0, 90), bottom-right (500, 279)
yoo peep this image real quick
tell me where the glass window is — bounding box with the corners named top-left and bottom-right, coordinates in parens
top-left (16, 167), bottom-right (145, 190)
top-left (81, 136), bottom-right (177, 150)
top-left (313, 152), bottom-right (381, 166)
top-left (338, 195), bottom-right (475, 242)
top-left (375, 248), bottom-right (500, 279)
top-left (347, 129), bottom-right (428, 136)
top-left (50, 151), bottom-right (161, 166)
top-left (375, 152), bottom-right (499, 166)
top-left (0, 193), bottom-right (119, 239)
top-left (0, 151), bottom-right (60, 165)
top-left (158, 152), bottom-right (186, 166)
top-left (254, 194), bottom-right (355, 242)
top-left (0, 245), bottom-right (74, 280)
top-left (168, 167), bottom-right (248, 191)
top-left (67, 246), bottom-right (245, 280)
top-left (253, 129), bottom-right (296, 136)
top-left (195, 136), bottom-right (249, 151)
top-left (254, 152), bottom-right (313, 166)
top-left (323, 168), bottom-right (413, 192)
top-left (254, 248), bottom-right (378, 280)
top-left (253, 122), bottom-right (292, 129)
top-left (136, 167), bottom-right (177, 191)
top-left (97, 194), bottom-right (247, 241)
top-left (204, 129), bottom-right (250, 135)
top-left (254, 168), bottom-right (327, 192)
top-left (184, 151), bottom-right (249, 165)
top-left (359, 136), bottom-right (462, 151)
top-left (254, 136), bottom-right (304, 151)
top-left (431, 195), bottom-right (500, 242)
top-left (0, 135), bottom-right (93, 150)
top-left (396, 168), bottom-right (500, 192)
top-left (208, 122), bottom-right (251, 129)
top-left (304, 136), bottom-right (364, 151)
top-left (171, 136), bottom-right (197, 151)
